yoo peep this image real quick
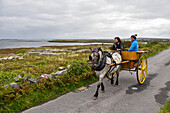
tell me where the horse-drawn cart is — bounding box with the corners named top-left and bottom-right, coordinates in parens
top-left (106, 50), bottom-right (147, 85)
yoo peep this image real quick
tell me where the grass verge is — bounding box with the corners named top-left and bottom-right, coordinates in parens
top-left (159, 101), bottom-right (170, 113)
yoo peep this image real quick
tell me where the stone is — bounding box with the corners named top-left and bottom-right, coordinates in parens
top-left (8, 56), bottom-right (14, 60)
top-left (28, 77), bottom-right (37, 83)
top-left (59, 67), bottom-right (65, 70)
top-left (1, 84), bottom-right (9, 88)
top-left (25, 80), bottom-right (31, 84)
top-left (55, 76), bottom-right (59, 79)
top-left (56, 70), bottom-right (67, 76)
top-left (19, 57), bottom-right (24, 59)
top-left (28, 52), bottom-right (40, 55)
top-left (67, 65), bottom-right (71, 69)
top-left (18, 74), bottom-right (22, 79)
top-left (3, 57), bottom-right (8, 60)
top-left (77, 86), bottom-right (87, 91)
top-left (132, 87), bottom-right (138, 90)
top-left (14, 77), bottom-right (19, 82)
top-left (23, 76), bottom-right (28, 81)
top-left (40, 74), bottom-right (52, 79)
top-left (9, 83), bottom-right (19, 88)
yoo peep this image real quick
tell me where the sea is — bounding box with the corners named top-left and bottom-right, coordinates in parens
top-left (0, 39), bottom-right (111, 49)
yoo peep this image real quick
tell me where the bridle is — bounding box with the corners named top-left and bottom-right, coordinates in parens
top-left (90, 51), bottom-right (100, 65)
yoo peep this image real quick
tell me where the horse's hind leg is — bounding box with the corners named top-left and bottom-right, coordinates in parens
top-left (93, 83), bottom-right (100, 100)
top-left (111, 73), bottom-right (115, 85)
top-left (101, 82), bottom-right (104, 93)
top-left (115, 71), bottom-right (119, 86)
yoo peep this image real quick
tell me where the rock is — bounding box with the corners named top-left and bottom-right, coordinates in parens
top-left (14, 75), bottom-right (22, 82)
top-left (67, 65), bottom-right (71, 69)
top-left (77, 86), bottom-right (87, 91)
top-left (55, 76), bottom-right (59, 79)
top-left (28, 77), bottom-right (37, 83)
top-left (132, 87), bottom-right (138, 90)
top-left (19, 57), bottom-right (24, 59)
top-left (59, 67), bottom-right (65, 70)
top-left (3, 57), bottom-right (8, 60)
top-left (14, 77), bottom-right (19, 82)
top-left (8, 56), bottom-right (14, 60)
top-left (24, 80), bottom-right (31, 84)
top-left (18, 74), bottom-right (22, 79)
top-left (40, 74), bottom-right (52, 79)
top-left (23, 76), bottom-right (28, 81)
top-left (9, 83), bottom-right (19, 88)
top-left (28, 52), bottom-right (40, 55)
top-left (1, 84), bottom-right (9, 88)
top-left (56, 70), bottom-right (67, 76)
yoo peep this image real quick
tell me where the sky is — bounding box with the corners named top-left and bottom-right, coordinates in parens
top-left (0, 0), bottom-right (170, 40)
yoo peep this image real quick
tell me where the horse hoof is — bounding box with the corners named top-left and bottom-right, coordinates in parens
top-left (93, 96), bottom-right (97, 100)
top-left (114, 85), bottom-right (118, 87)
top-left (101, 90), bottom-right (105, 93)
top-left (111, 84), bottom-right (114, 86)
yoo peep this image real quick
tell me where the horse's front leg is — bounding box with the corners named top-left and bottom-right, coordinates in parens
top-left (93, 75), bottom-right (104, 100)
top-left (93, 83), bottom-right (100, 100)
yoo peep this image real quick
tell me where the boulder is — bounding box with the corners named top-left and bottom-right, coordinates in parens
top-left (28, 77), bottom-right (37, 83)
top-left (1, 84), bottom-right (9, 88)
top-left (14, 77), bottom-right (19, 82)
top-left (55, 76), bottom-right (59, 79)
top-left (19, 57), bottom-right (24, 59)
top-left (59, 67), bottom-right (65, 70)
top-left (9, 83), bottom-right (19, 88)
top-left (56, 70), bottom-right (67, 76)
top-left (14, 75), bottom-right (22, 82)
top-left (23, 76), bottom-right (28, 81)
top-left (40, 74), bottom-right (52, 79)
top-left (67, 65), bottom-right (71, 69)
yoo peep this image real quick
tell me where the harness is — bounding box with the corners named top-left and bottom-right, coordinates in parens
top-left (91, 51), bottom-right (117, 73)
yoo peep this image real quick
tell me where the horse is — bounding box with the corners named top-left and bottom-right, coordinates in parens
top-left (89, 47), bottom-right (122, 100)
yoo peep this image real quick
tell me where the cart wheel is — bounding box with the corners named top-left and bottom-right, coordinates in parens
top-left (136, 54), bottom-right (147, 85)
top-left (106, 72), bottom-right (116, 80)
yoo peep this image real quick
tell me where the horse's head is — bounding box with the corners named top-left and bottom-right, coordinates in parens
top-left (89, 47), bottom-right (102, 68)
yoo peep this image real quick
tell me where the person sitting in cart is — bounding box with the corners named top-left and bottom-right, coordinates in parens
top-left (112, 37), bottom-right (124, 50)
top-left (128, 34), bottom-right (139, 51)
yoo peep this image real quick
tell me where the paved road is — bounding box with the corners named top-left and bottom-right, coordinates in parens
top-left (23, 48), bottom-right (170, 113)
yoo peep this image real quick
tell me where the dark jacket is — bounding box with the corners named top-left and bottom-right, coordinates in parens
top-left (112, 42), bottom-right (124, 50)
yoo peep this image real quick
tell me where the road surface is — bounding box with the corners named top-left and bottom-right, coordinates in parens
top-left (23, 48), bottom-right (170, 113)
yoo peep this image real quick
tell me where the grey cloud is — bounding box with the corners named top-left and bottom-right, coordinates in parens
top-left (0, 0), bottom-right (170, 39)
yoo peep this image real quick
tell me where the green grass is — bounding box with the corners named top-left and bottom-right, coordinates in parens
top-left (159, 101), bottom-right (170, 113)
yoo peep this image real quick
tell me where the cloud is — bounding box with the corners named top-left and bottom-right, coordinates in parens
top-left (0, 0), bottom-right (170, 39)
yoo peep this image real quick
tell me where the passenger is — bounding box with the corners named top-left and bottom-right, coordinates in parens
top-left (112, 37), bottom-right (124, 50)
top-left (128, 34), bottom-right (139, 51)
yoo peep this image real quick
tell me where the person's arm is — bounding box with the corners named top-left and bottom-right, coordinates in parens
top-left (128, 42), bottom-right (137, 51)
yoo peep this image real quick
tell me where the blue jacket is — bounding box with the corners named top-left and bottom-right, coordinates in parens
top-left (128, 40), bottom-right (138, 51)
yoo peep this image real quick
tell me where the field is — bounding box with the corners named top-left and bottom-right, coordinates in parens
top-left (0, 41), bottom-right (170, 112)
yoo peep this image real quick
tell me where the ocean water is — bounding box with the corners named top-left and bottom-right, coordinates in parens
top-left (0, 39), bottom-right (111, 49)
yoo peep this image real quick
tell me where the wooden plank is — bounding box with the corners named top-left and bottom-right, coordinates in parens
top-left (110, 60), bottom-right (129, 66)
